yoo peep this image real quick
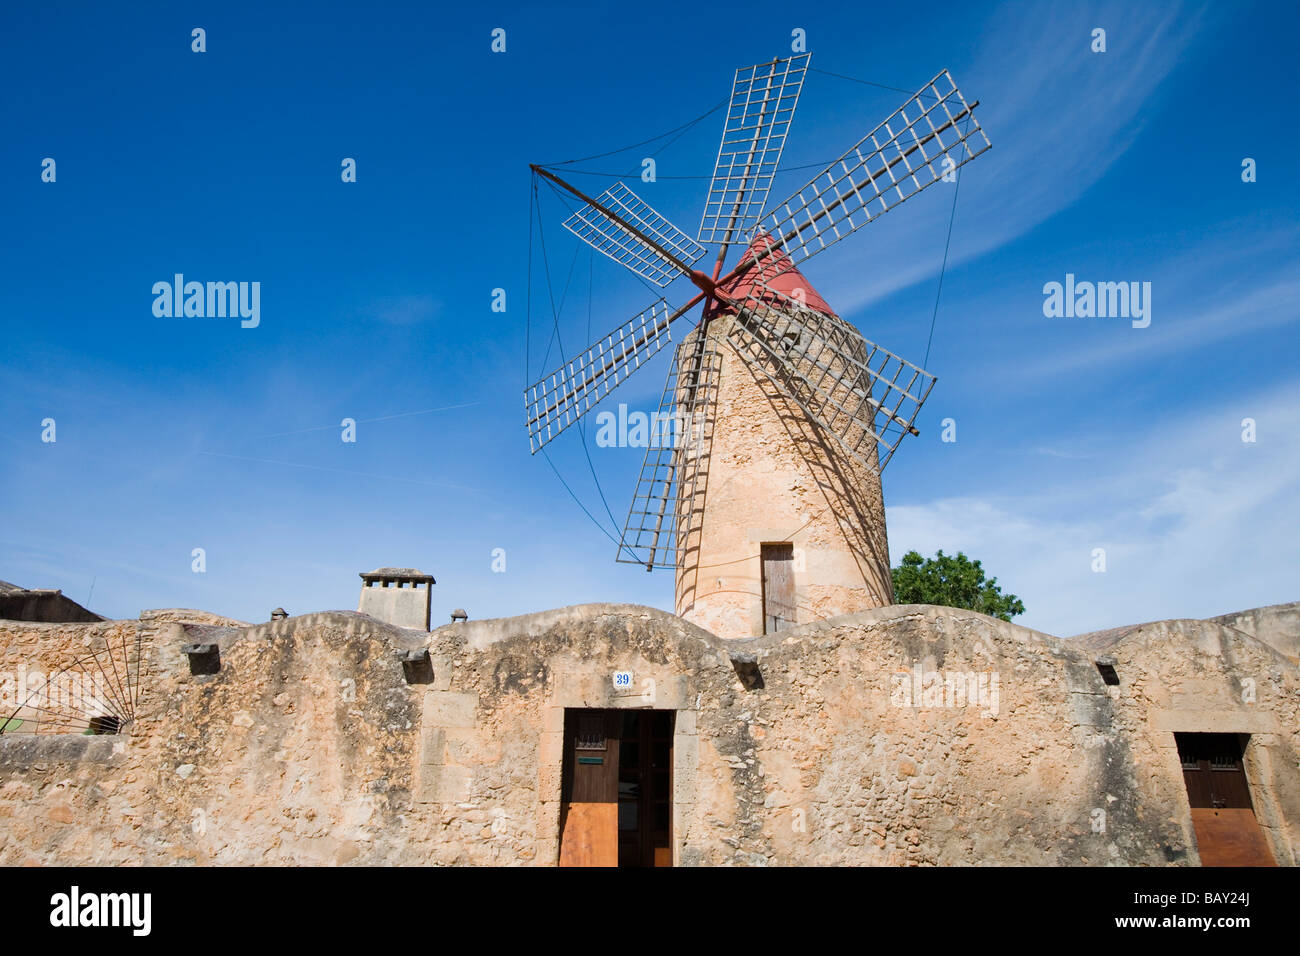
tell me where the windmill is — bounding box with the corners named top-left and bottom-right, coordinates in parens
top-left (525, 55), bottom-right (990, 638)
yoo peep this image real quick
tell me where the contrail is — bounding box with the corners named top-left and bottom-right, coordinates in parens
top-left (253, 401), bottom-right (480, 439)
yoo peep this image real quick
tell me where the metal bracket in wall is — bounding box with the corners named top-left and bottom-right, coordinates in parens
top-left (401, 648), bottom-right (434, 685)
top-left (730, 652), bottom-right (764, 690)
top-left (181, 642), bottom-right (221, 676)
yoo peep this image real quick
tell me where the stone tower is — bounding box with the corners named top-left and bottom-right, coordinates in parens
top-left (358, 567), bottom-right (434, 630)
top-left (675, 246), bottom-right (893, 640)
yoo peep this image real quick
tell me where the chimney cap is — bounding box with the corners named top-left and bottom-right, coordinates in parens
top-left (360, 567), bottom-right (435, 584)
top-left (450, 608), bottom-right (468, 622)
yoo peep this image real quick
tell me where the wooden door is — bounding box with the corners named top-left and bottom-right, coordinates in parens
top-left (1176, 733), bottom-right (1276, 866)
top-left (558, 709), bottom-right (621, 866)
top-left (761, 542), bottom-right (796, 634)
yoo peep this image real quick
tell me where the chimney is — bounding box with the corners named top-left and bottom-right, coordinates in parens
top-left (357, 567), bottom-right (435, 630)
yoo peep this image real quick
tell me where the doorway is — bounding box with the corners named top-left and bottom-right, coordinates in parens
top-left (761, 542), bottom-right (796, 634)
top-left (1175, 732), bottom-right (1276, 866)
top-left (558, 708), bottom-right (674, 867)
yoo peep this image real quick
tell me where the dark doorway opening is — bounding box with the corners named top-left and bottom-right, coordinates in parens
top-left (88, 714), bottom-right (121, 735)
top-left (617, 709), bottom-right (674, 867)
top-left (1175, 732), bottom-right (1275, 866)
top-left (558, 708), bottom-right (673, 867)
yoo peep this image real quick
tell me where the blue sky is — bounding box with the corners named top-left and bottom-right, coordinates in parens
top-left (2, 0), bottom-right (1297, 637)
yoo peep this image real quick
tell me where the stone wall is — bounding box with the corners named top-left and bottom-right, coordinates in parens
top-left (1208, 602), bottom-right (1300, 662)
top-left (0, 602), bottom-right (1295, 866)
top-left (0, 588), bottom-right (103, 623)
top-left (1076, 616), bottom-right (1300, 865)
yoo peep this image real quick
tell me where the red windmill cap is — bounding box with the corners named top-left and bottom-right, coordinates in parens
top-left (717, 232), bottom-right (836, 316)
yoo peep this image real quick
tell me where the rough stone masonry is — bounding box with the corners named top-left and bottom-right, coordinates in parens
top-left (0, 599), bottom-right (1295, 866)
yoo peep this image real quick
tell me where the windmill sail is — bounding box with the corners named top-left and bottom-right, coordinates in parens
top-left (563, 182), bottom-right (705, 288)
top-left (529, 58), bottom-right (989, 575)
top-left (753, 69), bottom-right (990, 270)
top-left (525, 298), bottom-right (674, 453)
top-left (616, 326), bottom-right (723, 569)
top-left (698, 54), bottom-right (811, 245)
top-left (727, 279), bottom-right (936, 474)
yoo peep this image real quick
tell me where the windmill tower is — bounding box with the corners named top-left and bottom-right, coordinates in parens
top-left (525, 56), bottom-right (990, 639)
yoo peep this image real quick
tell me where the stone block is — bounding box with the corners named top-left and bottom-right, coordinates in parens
top-left (418, 762), bottom-right (471, 804)
top-left (423, 690), bottom-right (477, 728)
top-left (655, 675), bottom-right (690, 710)
top-left (1150, 709), bottom-right (1278, 734)
top-left (429, 656), bottom-right (454, 691)
top-left (542, 706), bottom-right (564, 734)
top-left (1068, 691), bottom-right (1111, 728)
top-left (537, 732), bottom-right (564, 801)
top-left (675, 709), bottom-right (697, 735)
top-left (445, 727), bottom-right (501, 766)
top-left (419, 728), bottom-right (446, 767)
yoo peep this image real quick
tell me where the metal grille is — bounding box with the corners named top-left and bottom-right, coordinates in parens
top-left (525, 299), bottom-right (673, 453)
top-left (616, 327), bottom-right (723, 570)
top-left (727, 281), bottom-right (936, 473)
top-left (698, 54), bottom-right (810, 245)
top-left (575, 713), bottom-right (607, 750)
top-left (563, 182), bottom-right (705, 287)
top-left (753, 69), bottom-right (990, 269)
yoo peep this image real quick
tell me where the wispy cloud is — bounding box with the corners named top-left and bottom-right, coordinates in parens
top-left (251, 401), bottom-right (480, 439)
top-left (889, 376), bottom-right (1300, 636)
top-left (1025, 446), bottom-right (1096, 460)
top-left (195, 451), bottom-right (483, 493)
top-left (1014, 220), bottom-right (1300, 377)
top-left (356, 294), bottom-right (440, 326)
top-left (816, 1), bottom-right (1209, 316)
top-left (1029, 274), bottom-right (1300, 377)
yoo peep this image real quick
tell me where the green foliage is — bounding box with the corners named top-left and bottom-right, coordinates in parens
top-left (0, 717), bottom-right (22, 734)
top-left (891, 549), bottom-right (1026, 622)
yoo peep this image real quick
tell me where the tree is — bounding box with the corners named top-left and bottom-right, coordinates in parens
top-left (891, 549), bottom-right (1026, 622)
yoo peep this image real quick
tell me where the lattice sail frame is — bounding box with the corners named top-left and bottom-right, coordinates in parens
top-left (526, 299), bottom-right (674, 452)
top-left (616, 326), bottom-right (724, 570)
top-left (751, 69), bottom-right (990, 269)
top-left (728, 279), bottom-right (937, 474)
top-left (0, 626), bottom-right (145, 736)
top-left (563, 182), bottom-right (706, 288)
top-left (698, 54), bottom-right (811, 245)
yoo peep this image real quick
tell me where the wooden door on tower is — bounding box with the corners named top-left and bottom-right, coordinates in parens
top-left (1175, 732), bottom-right (1275, 866)
top-left (761, 542), bottom-right (797, 634)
